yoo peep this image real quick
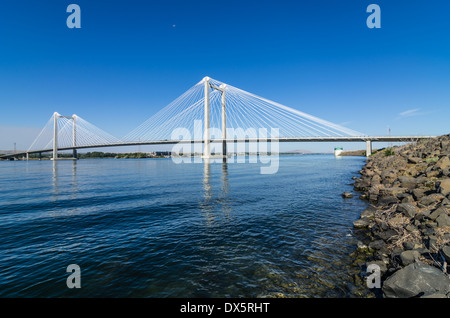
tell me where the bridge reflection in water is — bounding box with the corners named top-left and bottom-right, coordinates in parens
top-left (202, 159), bottom-right (231, 225)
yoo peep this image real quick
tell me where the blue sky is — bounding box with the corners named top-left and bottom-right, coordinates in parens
top-left (1, 0), bottom-right (449, 152)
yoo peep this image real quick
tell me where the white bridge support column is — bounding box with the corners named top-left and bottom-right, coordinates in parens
top-left (72, 115), bottom-right (77, 159)
top-left (366, 140), bottom-right (372, 157)
top-left (203, 77), bottom-right (211, 159)
top-left (220, 84), bottom-right (227, 159)
top-left (52, 112), bottom-right (59, 160)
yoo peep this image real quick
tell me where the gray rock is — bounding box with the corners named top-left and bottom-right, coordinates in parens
top-left (442, 197), bottom-right (450, 207)
top-left (425, 236), bottom-right (439, 251)
top-left (436, 213), bottom-right (450, 227)
top-left (416, 176), bottom-right (430, 186)
top-left (415, 247), bottom-right (431, 255)
top-left (400, 250), bottom-right (420, 266)
top-left (412, 188), bottom-right (426, 201)
top-left (441, 245), bottom-right (450, 263)
top-left (398, 176), bottom-right (417, 190)
top-left (360, 206), bottom-right (377, 220)
top-left (403, 241), bottom-right (423, 250)
top-left (439, 178), bottom-right (450, 196)
top-left (342, 192), bottom-right (354, 198)
top-left (403, 241), bottom-right (416, 250)
top-left (381, 169), bottom-right (398, 182)
top-left (443, 167), bottom-right (450, 177)
top-left (414, 210), bottom-right (431, 222)
top-left (426, 170), bottom-right (440, 178)
top-left (441, 140), bottom-right (450, 150)
top-left (369, 239), bottom-right (387, 251)
top-left (354, 179), bottom-right (370, 191)
top-left (379, 221), bottom-right (389, 231)
top-left (376, 229), bottom-right (398, 241)
top-left (371, 174), bottom-right (381, 184)
top-left (400, 194), bottom-right (415, 204)
top-left (421, 226), bottom-right (436, 236)
top-left (408, 157), bottom-right (421, 164)
top-left (377, 195), bottom-right (399, 206)
top-left (429, 206), bottom-right (448, 221)
top-left (420, 293), bottom-right (448, 298)
top-left (368, 193), bottom-right (378, 202)
top-left (356, 241), bottom-right (369, 252)
top-left (391, 246), bottom-right (403, 258)
top-left (436, 156), bottom-right (450, 171)
top-left (420, 193), bottom-right (445, 206)
top-left (382, 262), bottom-right (450, 298)
top-left (381, 187), bottom-right (407, 198)
top-left (397, 203), bottom-right (417, 218)
top-left (353, 217), bottom-right (371, 229)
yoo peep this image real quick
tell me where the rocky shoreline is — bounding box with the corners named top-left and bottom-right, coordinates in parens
top-left (350, 134), bottom-right (450, 298)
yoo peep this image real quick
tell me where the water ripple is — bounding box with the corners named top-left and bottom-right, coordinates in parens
top-left (0, 156), bottom-right (369, 297)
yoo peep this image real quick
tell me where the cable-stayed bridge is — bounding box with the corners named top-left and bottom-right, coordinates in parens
top-left (1, 77), bottom-right (436, 160)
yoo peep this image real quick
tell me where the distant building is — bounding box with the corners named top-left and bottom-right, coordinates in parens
top-left (334, 147), bottom-right (343, 157)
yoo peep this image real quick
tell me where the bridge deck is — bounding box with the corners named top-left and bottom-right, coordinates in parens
top-left (0, 136), bottom-right (437, 159)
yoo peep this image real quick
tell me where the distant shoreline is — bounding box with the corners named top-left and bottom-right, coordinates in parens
top-left (1, 151), bottom-right (337, 161)
top-left (340, 149), bottom-right (367, 156)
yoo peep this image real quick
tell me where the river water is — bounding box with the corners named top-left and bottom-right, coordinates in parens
top-left (0, 155), bottom-right (371, 297)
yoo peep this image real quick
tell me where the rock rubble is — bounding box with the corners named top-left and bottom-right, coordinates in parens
top-left (351, 134), bottom-right (450, 298)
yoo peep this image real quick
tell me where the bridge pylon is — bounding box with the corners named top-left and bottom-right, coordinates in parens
top-left (51, 112), bottom-right (78, 161)
top-left (201, 76), bottom-right (227, 160)
top-left (366, 140), bottom-right (372, 157)
top-left (202, 77), bottom-right (211, 159)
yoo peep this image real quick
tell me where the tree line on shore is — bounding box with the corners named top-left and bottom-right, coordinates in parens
top-left (20, 152), bottom-right (171, 159)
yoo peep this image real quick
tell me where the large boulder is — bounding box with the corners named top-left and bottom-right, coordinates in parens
top-left (438, 179), bottom-right (450, 196)
top-left (419, 193), bottom-right (445, 207)
top-left (436, 156), bottom-right (450, 171)
top-left (353, 217), bottom-right (371, 229)
top-left (443, 168), bottom-right (450, 177)
top-left (381, 187), bottom-right (406, 198)
top-left (442, 245), bottom-right (450, 263)
top-left (412, 188), bottom-right (426, 201)
top-left (397, 176), bottom-right (417, 190)
top-left (429, 206), bottom-right (448, 221)
top-left (399, 250), bottom-right (420, 266)
top-left (382, 262), bottom-right (450, 298)
top-left (436, 213), bottom-right (450, 227)
top-left (377, 195), bottom-right (399, 206)
top-left (360, 206), bottom-right (377, 220)
top-left (397, 203), bottom-right (417, 218)
top-left (408, 157), bottom-right (421, 164)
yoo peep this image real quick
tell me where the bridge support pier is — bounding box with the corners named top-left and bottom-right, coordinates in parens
top-left (221, 84), bottom-right (227, 161)
top-left (202, 77), bottom-right (228, 160)
top-left (202, 77), bottom-right (211, 159)
top-left (72, 115), bottom-right (77, 160)
top-left (366, 140), bottom-right (372, 157)
top-left (52, 112), bottom-right (58, 160)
